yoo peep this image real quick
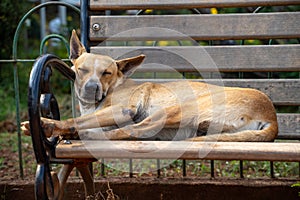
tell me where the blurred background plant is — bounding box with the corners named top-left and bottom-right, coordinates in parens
top-left (0, 0), bottom-right (80, 126)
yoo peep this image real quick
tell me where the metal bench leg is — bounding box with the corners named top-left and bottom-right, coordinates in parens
top-left (35, 164), bottom-right (50, 200)
top-left (77, 163), bottom-right (95, 198)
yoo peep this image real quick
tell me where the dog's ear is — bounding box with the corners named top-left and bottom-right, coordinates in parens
top-left (70, 30), bottom-right (86, 64)
top-left (116, 54), bottom-right (145, 77)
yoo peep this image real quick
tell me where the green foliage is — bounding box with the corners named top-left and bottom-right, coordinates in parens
top-left (0, 0), bottom-right (33, 121)
top-left (92, 158), bottom-right (299, 178)
top-left (292, 182), bottom-right (300, 197)
top-left (0, 62), bottom-right (33, 121)
top-left (0, 0), bottom-right (31, 59)
top-left (0, 0), bottom-right (80, 122)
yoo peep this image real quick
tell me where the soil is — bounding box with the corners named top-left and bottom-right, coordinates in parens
top-left (0, 132), bottom-right (35, 182)
top-left (1, 176), bottom-right (300, 200)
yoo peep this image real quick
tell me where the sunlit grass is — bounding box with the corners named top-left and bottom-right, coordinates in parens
top-left (92, 157), bottom-right (299, 179)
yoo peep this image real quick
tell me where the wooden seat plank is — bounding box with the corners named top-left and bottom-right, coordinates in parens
top-left (90, 0), bottom-right (300, 10)
top-left (89, 13), bottom-right (300, 41)
top-left (91, 45), bottom-right (300, 72)
top-left (56, 140), bottom-right (300, 162)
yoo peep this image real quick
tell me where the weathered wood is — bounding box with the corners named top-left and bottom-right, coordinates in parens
top-left (221, 80), bottom-right (300, 106)
top-left (131, 79), bottom-right (300, 106)
top-left (91, 45), bottom-right (300, 72)
top-left (76, 165), bottom-right (95, 197)
top-left (277, 114), bottom-right (300, 139)
top-left (90, 0), bottom-right (300, 10)
top-left (90, 13), bottom-right (300, 41)
top-left (56, 140), bottom-right (300, 162)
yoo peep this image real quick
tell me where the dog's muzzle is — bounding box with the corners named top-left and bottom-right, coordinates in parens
top-left (84, 81), bottom-right (102, 101)
top-left (75, 79), bottom-right (104, 105)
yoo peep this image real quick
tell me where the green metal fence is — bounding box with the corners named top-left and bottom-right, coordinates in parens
top-left (0, 1), bottom-right (80, 179)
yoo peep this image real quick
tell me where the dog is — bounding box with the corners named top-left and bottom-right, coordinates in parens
top-left (22, 30), bottom-right (278, 142)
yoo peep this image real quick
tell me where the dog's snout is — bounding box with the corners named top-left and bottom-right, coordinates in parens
top-left (85, 81), bottom-right (100, 92)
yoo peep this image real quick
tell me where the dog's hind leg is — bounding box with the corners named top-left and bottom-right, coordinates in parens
top-left (188, 121), bottom-right (278, 142)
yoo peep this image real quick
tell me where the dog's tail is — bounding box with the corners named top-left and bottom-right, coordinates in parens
top-left (189, 121), bottom-right (278, 142)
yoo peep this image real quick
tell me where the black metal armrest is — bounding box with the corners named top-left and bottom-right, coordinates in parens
top-left (28, 54), bottom-right (75, 199)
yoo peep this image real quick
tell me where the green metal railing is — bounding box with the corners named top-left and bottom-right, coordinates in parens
top-left (0, 1), bottom-right (80, 179)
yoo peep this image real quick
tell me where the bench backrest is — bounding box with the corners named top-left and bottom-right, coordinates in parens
top-left (81, 0), bottom-right (300, 140)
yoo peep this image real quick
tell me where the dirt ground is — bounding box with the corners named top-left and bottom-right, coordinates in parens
top-left (0, 132), bottom-right (35, 182)
top-left (1, 176), bottom-right (300, 200)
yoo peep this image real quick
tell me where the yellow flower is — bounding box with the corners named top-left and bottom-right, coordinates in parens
top-left (145, 41), bottom-right (154, 46)
top-left (158, 41), bottom-right (169, 46)
top-left (210, 8), bottom-right (218, 14)
top-left (145, 9), bottom-right (153, 14)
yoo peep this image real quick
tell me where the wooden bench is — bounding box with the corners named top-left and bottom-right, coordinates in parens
top-left (28, 0), bottom-right (300, 199)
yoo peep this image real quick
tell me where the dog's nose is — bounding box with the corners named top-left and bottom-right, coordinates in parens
top-left (85, 81), bottom-right (100, 92)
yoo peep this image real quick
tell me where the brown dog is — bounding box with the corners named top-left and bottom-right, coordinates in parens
top-left (22, 30), bottom-right (278, 142)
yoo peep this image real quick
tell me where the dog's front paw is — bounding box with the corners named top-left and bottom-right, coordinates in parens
top-left (40, 118), bottom-right (59, 137)
top-left (21, 121), bottom-right (31, 136)
top-left (21, 119), bottom-right (56, 137)
top-left (21, 118), bottom-right (63, 138)
top-left (21, 118), bottom-right (77, 138)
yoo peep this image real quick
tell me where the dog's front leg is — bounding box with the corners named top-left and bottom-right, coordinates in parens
top-left (73, 104), bottom-right (136, 129)
top-left (22, 104), bottom-right (137, 137)
top-left (102, 105), bottom-right (186, 140)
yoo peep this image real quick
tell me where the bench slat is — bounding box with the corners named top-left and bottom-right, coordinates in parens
top-left (91, 45), bottom-right (300, 72)
top-left (222, 80), bottom-right (300, 106)
top-left (132, 79), bottom-right (300, 106)
top-left (90, 0), bottom-right (300, 10)
top-left (277, 114), bottom-right (300, 139)
top-left (90, 13), bottom-right (300, 41)
top-left (56, 140), bottom-right (300, 162)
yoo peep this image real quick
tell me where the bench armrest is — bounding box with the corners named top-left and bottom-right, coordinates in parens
top-left (28, 54), bottom-right (75, 199)
top-left (28, 54), bottom-right (75, 162)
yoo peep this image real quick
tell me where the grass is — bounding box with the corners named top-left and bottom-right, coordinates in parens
top-left (92, 157), bottom-right (300, 179)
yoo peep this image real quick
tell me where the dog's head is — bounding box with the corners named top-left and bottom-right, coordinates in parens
top-left (69, 30), bottom-right (145, 110)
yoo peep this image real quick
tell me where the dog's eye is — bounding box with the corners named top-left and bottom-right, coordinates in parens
top-left (103, 71), bottom-right (112, 75)
top-left (78, 68), bottom-right (89, 73)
